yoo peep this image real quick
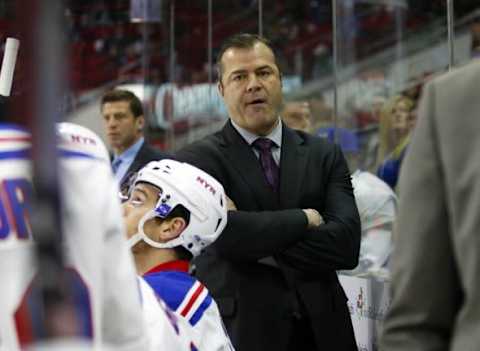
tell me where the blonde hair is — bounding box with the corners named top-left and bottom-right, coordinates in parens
top-left (376, 95), bottom-right (415, 166)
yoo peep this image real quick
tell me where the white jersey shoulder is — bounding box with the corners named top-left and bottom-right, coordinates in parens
top-left (144, 270), bottom-right (234, 351)
top-left (0, 125), bottom-right (35, 351)
top-left (138, 277), bottom-right (199, 351)
top-left (0, 123), bottom-right (149, 351)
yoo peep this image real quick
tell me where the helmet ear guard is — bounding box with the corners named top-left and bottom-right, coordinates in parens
top-left (126, 159), bottom-right (228, 257)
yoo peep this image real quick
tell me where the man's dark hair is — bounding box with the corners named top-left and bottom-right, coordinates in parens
top-left (216, 33), bottom-right (277, 82)
top-left (101, 89), bottom-right (143, 118)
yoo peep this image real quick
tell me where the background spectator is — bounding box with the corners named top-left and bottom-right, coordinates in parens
top-left (100, 89), bottom-right (170, 188)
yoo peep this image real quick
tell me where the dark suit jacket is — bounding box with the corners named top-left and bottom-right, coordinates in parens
top-left (176, 120), bottom-right (361, 351)
top-left (118, 141), bottom-right (170, 189)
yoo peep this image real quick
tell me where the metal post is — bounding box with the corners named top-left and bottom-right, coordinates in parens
top-left (394, 3), bottom-right (405, 93)
top-left (168, 0), bottom-right (176, 148)
top-left (258, 0), bottom-right (263, 37)
top-left (208, 0), bottom-right (213, 84)
top-left (332, 0), bottom-right (338, 142)
top-left (142, 22), bottom-right (150, 118)
top-left (169, 0), bottom-right (176, 82)
top-left (447, 0), bottom-right (455, 69)
top-left (18, 0), bottom-right (74, 340)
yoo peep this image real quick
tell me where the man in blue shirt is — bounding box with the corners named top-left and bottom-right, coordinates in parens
top-left (101, 89), bottom-right (169, 189)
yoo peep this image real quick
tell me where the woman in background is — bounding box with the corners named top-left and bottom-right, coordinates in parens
top-left (376, 95), bottom-right (417, 190)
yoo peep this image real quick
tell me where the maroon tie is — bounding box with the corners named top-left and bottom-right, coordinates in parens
top-left (252, 138), bottom-right (279, 192)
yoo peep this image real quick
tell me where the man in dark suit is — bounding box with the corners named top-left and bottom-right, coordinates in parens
top-left (101, 89), bottom-right (169, 190)
top-left (176, 33), bottom-right (360, 351)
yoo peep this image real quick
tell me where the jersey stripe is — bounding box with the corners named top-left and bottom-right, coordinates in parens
top-left (59, 149), bottom-right (96, 159)
top-left (0, 136), bottom-right (30, 142)
top-left (183, 288), bottom-right (208, 322)
top-left (0, 150), bottom-right (29, 160)
top-left (189, 293), bottom-right (212, 326)
top-left (178, 281), bottom-right (204, 318)
top-left (175, 280), bottom-right (201, 313)
top-left (0, 124), bottom-right (29, 132)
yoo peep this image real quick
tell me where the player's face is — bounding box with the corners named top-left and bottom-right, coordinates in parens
top-left (102, 101), bottom-right (144, 155)
top-left (122, 182), bottom-right (161, 242)
top-left (218, 42), bottom-right (283, 136)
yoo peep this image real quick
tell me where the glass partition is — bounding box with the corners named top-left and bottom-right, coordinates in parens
top-left (453, 0), bottom-right (480, 66)
top-left (333, 0), bottom-right (450, 178)
top-left (331, 0), bottom-right (452, 286)
top-left (0, 0), bottom-right (472, 154)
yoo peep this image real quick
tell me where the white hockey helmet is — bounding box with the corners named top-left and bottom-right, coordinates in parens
top-left (56, 122), bottom-right (110, 163)
top-left (127, 159), bottom-right (228, 257)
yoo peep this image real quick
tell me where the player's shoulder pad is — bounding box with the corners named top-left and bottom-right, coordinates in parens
top-left (144, 271), bottom-right (213, 326)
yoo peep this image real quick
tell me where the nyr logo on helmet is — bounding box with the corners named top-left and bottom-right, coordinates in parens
top-left (70, 134), bottom-right (96, 146)
top-left (196, 176), bottom-right (216, 196)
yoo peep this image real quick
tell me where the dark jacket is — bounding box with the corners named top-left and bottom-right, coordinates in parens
top-left (118, 141), bottom-right (170, 190)
top-left (176, 120), bottom-right (361, 351)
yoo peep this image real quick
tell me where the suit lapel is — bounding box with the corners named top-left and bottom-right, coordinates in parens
top-left (279, 126), bottom-right (308, 208)
top-left (119, 142), bottom-right (148, 186)
top-left (220, 121), bottom-right (279, 210)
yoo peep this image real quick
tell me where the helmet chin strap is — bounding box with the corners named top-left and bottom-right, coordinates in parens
top-left (127, 232), bottom-right (143, 248)
top-left (127, 210), bottom-right (157, 249)
top-left (128, 210), bottom-right (183, 250)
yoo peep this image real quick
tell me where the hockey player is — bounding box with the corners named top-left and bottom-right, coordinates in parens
top-left (122, 159), bottom-right (235, 351)
top-left (0, 124), bottom-right (35, 351)
top-left (0, 123), bottom-right (197, 351)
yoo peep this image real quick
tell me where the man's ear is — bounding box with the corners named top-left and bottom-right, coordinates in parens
top-left (136, 115), bottom-right (145, 131)
top-left (218, 81), bottom-right (224, 97)
top-left (158, 217), bottom-right (187, 242)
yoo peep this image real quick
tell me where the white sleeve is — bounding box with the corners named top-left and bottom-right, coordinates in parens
top-left (138, 277), bottom-right (198, 351)
top-left (100, 175), bottom-right (149, 351)
top-left (190, 299), bottom-right (235, 351)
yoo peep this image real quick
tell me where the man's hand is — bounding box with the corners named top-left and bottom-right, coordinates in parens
top-left (227, 196), bottom-right (237, 211)
top-left (303, 209), bottom-right (323, 228)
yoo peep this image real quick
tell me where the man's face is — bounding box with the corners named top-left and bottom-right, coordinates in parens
top-left (218, 42), bottom-right (283, 136)
top-left (102, 100), bottom-right (144, 155)
top-left (122, 182), bottom-right (160, 245)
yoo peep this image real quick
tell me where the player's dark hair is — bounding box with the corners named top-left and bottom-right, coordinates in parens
top-left (166, 205), bottom-right (193, 261)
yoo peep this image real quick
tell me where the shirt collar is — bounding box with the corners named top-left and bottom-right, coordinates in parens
top-left (144, 260), bottom-right (190, 275)
top-left (113, 137), bottom-right (144, 162)
top-left (230, 118), bottom-right (282, 147)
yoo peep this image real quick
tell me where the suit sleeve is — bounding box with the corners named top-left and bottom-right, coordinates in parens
top-left (380, 82), bottom-right (460, 350)
top-left (215, 209), bottom-right (309, 261)
top-left (176, 145), bottom-right (309, 261)
top-left (278, 144), bottom-right (361, 272)
top-left (177, 141), bottom-right (360, 271)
